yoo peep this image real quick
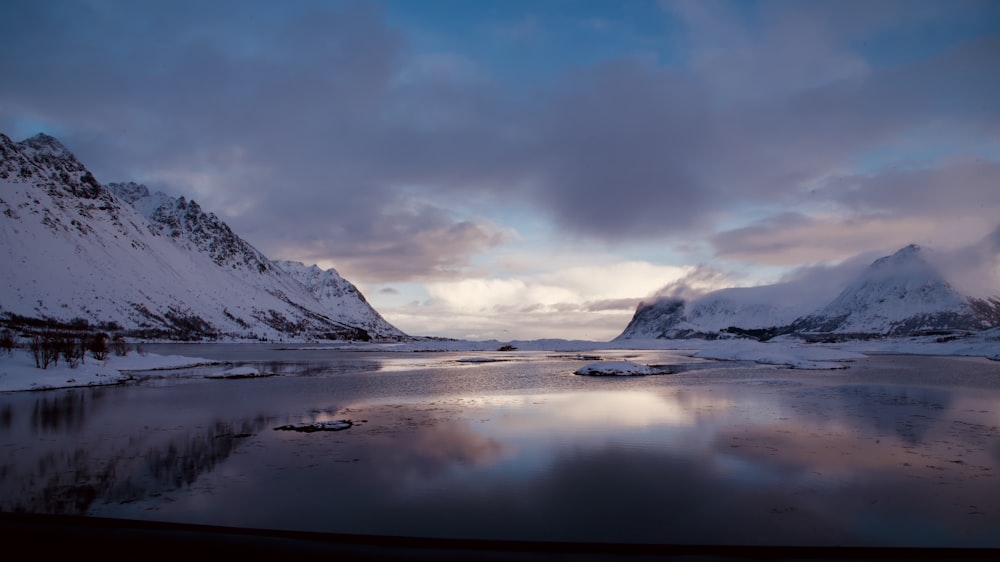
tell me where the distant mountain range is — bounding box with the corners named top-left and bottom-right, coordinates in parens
top-left (617, 244), bottom-right (1000, 341)
top-left (5, 131), bottom-right (996, 344)
top-left (0, 132), bottom-right (406, 341)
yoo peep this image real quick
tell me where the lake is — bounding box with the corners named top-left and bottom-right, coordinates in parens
top-left (1, 345), bottom-right (998, 548)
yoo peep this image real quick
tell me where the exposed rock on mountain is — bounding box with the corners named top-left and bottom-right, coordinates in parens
top-left (108, 182), bottom-right (273, 273)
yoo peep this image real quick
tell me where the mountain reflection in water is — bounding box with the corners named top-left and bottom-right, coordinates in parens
top-left (0, 351), bottom-right (998, 548)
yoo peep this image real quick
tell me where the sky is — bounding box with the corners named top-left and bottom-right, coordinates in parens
top-left (2, 0), bottom-right (999, 341)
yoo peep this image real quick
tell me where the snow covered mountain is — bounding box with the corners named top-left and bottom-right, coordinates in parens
top-left (791, 244), bottom-right (990, 336)
top-left (0, 132), bottom-right (407, 341)
top-left (616, 244), bottom-right (999, 341)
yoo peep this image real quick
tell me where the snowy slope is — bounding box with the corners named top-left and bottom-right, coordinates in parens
top-left (274, 260), bottom-right (406, 339)
top-left (0, 133), bottom-right (405, 341)
top-left (617, 244), bottom-right (998, 341)
top-left (109, 182), bottom-right (407, 340)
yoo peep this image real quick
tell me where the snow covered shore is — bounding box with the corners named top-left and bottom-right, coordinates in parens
top-left (689, 340), bottom-right (866, 369)
top-left (834, 329), bottom-right (1000, 361)
top-left (0, 349), bottom-right (219, 392)
top-left (1, 330), bottom-right (996, 392)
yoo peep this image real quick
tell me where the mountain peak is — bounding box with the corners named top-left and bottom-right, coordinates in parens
top-left (1, 131), bottom-right (103, 199)
top-left (866, 243), bottom-right (933, 276)
top-left (892, 243), bottom-right (923, 259)
top-left (796, 244), bottom-right (976, 335)
top-left (881, 243), bottom-right (921, 260)
top-left (19, 133), bottom-right (74, 159)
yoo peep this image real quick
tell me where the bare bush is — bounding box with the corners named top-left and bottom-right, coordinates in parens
top-left (58, 334), bottom-right (85, 368)
top-left (112, 334), bottom-right (131, 356)
top-left (89, 332), bottom-right (110, 360)
top-left (0, 329), bottom-right (14, 356)
top-left (30, 334), bottom-right (61, 369)
top-left (30, 336), bottom-right (45, 368)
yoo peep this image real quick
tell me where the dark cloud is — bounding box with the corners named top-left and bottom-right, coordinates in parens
top-left (529, 60), bottom-right (715, 239)
top-left (821, 158), bottom-right (1000, 216)
top-left (710, 212), bottom-right (953, 266)
top-left (710, 155), bottom-right (1000, 266)
top-left (261, 201), bottom-right (507, 282)
top-left (521, 14), bottom-right (1000, 243)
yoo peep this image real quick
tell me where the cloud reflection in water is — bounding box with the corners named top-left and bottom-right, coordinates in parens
top-left (3, 358), bottom-right (999, 548)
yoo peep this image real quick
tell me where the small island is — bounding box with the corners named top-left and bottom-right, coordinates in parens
top-left (575, 360), bottom-right (655, 376)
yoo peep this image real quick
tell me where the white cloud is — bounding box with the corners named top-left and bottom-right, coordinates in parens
top-left (425, 261), bottom-right (693, 312)
top-left (372, 261), bottom-right (730, 340)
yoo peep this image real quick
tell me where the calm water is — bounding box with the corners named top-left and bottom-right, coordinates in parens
top-left (1, 346), bottom-right (998, 547)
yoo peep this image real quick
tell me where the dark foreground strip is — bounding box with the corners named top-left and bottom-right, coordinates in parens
top-left (0, 513), bottom-right (995, 562)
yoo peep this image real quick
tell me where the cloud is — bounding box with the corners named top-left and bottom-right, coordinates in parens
top-left (921, 225), bottom-right (1000, 299)
top-left (663, 0), bottom-right (869, 99)
top-left (709, 212), bottom-right (984, 266)
top-left (821, 157), bottom-right (1000, 217)
top-left (710, 154), bottom-right (1000, 266)
top-left (648, 265), bottom-right (738, 302)
top-left (527, 60), bottom-right (716, 239)
top-left (379, 261), bottom-right (695, 340)
top-left (260, 201), bottom-right (508, 283)
top-left (581, 298), bottom-right (644, 313)
top-left (2, 0), bottom-right (998, 292)
top-left (516, 6), bottom-right (1000, 243)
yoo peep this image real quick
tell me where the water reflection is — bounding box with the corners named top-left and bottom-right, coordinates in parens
top-left (1, 353), bottom-right (998, 548)
top-left (30, 389), bottom-right (101, 433)
top-left (0, 404), bottom-right (11, 430)
top-left (0, 412), bottom-right (270, 515)
top-left (94, 382), bottom-right (998, 547)
top-left (143, 417), bottom-right (269, 492)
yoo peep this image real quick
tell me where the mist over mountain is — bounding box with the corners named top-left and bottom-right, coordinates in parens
top-left (617, 244), bottom-right (1000, 341)
top-left (0, 132), bottom-right (407, 341)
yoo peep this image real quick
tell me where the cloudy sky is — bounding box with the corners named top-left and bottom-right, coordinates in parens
top-left (2, 0), bottom-right (999, 340)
